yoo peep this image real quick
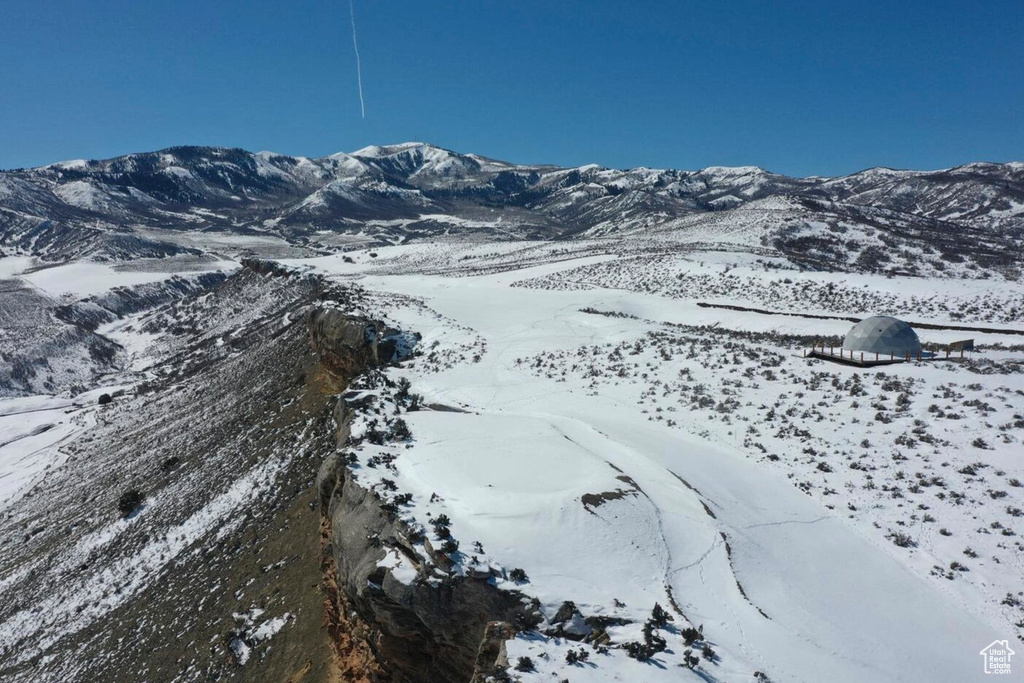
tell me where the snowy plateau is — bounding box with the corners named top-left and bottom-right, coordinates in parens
top-left (0, 143), bottom-right (1023, 683)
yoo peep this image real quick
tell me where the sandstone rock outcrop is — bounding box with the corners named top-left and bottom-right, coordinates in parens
top-left (311, 309), bottom-right (534, 683)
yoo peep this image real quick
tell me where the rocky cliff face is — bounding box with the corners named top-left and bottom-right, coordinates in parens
top-left (308, 306), bottom-right (422, 381)
top-left (308, 309), bottom-right (389, 380)
top-left (315, 448), bottom-right (532, 683)
top-left (310, 311), bottom-right (534, 683)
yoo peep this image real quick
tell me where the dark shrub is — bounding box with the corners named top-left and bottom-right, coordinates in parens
top-left (515, 656), bottom-right (534, 672)
top-left (430, 514), bottom-right (452, 539)
top-left (389, 418), bottom-right (412, 441)
top-left (509, 567), bottom-right (528, 583)
top-left (886, 531), bottom-right (916, 548)
top-left (624, 641), bottom-right (656, 661)
top-left (118, 489), bottom-right (145, 517)
top-left (650, 602), bottom-right (672, 626)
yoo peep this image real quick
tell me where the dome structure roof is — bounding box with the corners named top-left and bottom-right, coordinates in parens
top-left (842, 316), bottom-right (921, 357)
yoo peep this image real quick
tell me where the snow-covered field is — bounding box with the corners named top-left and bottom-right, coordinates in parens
top-left (0, 394), bottom-right (96, 508)
top-left (17, 258), bottom-right (237, 298)
top-left (290, 242), bottom-right (1024, 681)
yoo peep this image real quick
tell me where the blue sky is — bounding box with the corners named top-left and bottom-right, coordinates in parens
top-left (2, 0), bottom-right (1022, 175)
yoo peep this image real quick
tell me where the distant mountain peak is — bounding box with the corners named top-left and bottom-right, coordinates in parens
top-left (698, 165), bottom-right (770, 177)
top-left (350, 142), bottom-right (441, 158)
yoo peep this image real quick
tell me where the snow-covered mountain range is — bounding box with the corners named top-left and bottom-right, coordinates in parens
top-left (2, 143), bottom-right (1023, 275)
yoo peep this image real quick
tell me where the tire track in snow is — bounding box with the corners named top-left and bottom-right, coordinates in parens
top-left (743, 516), bottom-right (830, 529)
top-left (575, 421), bottom-right (778, 672)
top-left (554, 429), bottom-right (679, 616)
top-left (551, 417), bottom-right (774, 676)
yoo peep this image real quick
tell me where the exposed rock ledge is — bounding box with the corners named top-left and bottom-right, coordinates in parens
top-left (310, 308), bottom-right (533, 683)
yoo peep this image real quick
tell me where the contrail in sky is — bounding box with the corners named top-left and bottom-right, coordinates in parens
top-left (349, 0), bottom-right (365, 118)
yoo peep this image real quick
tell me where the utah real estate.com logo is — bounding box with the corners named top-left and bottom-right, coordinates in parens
top-left (979, 640), bottom-right (1015, 675)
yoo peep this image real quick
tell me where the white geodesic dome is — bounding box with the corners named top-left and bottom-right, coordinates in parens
top-left (842, 316), bottom-right (922, 357)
